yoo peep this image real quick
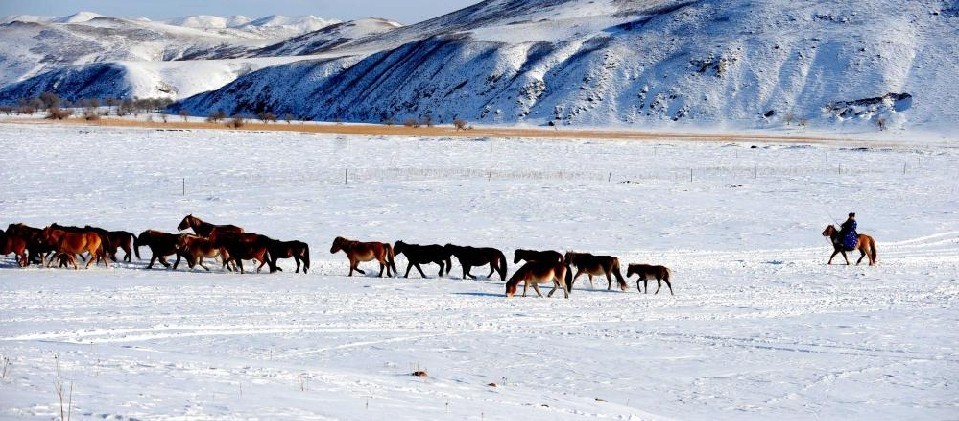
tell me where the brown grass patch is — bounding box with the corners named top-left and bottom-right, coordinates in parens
top-left (1, 116), bottom-right (887, 146)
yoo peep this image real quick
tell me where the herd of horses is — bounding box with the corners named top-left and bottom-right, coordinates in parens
top-left (0, 214), bottom-right (877, 299)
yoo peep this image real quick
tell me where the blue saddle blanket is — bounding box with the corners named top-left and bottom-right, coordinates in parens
top-left (842, 232), bottom-right (858, 251)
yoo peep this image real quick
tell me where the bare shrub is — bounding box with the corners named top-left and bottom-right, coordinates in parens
top-left (45, 108), bottom-right (73, 120)
top-left (258, 112), bottom-right (277, 123)
top-left (283, 113), bottom-right (294, 124)
top-left (226, 115), bottom-right (245, 129)
top-left (0, 106), bottom-right (13, 115)
top-left (453, 118), bottom-right (468, 131)
top-left (179, 110), bottom-right (189, 122)
top-left (403, 118), bottom-right (420, 128)
top-left (83, 111), bottom-right (100, 121)
top-left (206, 111), bottom-right (226, 123)
top-left (877, 117), bottom-right (887, 131)
top-left (422, 115), bottom-right (434, 128)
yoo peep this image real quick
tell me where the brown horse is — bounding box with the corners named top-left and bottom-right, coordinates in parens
top-left (822, 225), bottom-right (877, 265)
top-left (513, 249), bottom-right (563, 264)
top-left (41, 226), bottom-right (108, 269)
top-left (135, 230), bottom-right (181, 269)
top-left (445, 244), bottom-right (508, 282)
top-left (178, 214), bottom-right (245, 237)
top-left (1, 229), bottom-right (29, 267)
top-left (394, 241), bottom-right (451, 278)
top-left (8, 223), bottom-right (52, 265)
top-left (268, 239), bottom-right (310, 274)
top-left (627, 264), bottom-right (674, 295)
top-left (174, 234), bottom-right (222, 271)
top-left (213, 232), bottom-right (274, 274)
top-left (563, 251), bottom-right (628, 291)
top-left (330, 236), bottom-right (396, 277)
top-left (85, 226), bottom-right (136, 262)
top-left (505, 261), bottom-right (571, 299)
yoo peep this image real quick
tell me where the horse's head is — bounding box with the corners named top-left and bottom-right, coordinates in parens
top-left (505, 274), bottom-right (519, 297)
top-left (177, 215), bottom-right (194, 231)
top-left (513, 249), bottom-right (525, 264)
top-left (563, 251), bottom-right (576, 265)
top-left (394, 240), bottom-right (407, 254)
top-left (330, 236), bottom-right (346, 254)
top-left (822, 225), bottom-right (836, 237)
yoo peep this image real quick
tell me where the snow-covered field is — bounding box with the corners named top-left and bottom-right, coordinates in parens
top-left (0, 123), bottom-right (957, 420)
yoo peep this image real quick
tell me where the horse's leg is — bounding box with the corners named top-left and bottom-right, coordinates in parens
top-left (547, 281), bottom-right (557, 298)
top-left (436, 260), bottom-right (445, 277)
top-left (463, 265), bottom-right (475, 280)
top-left (558, 275), bottom-right (569, 299)
top-left (404, 262), bottom-right (414, 278)
top-left (148, 255), bottom-right (157, 269)
top-left (654, 277), bottom-right (662, 295)
top-left (605, 271), bottom-right (614, 290)
top-left (571, 269), bottom-right (585, 289)
top-left (414, 263), bottom-right (427, 279)
top-left (841, 250), bottom-right (850, 265)
top-left (664, 278), bottom-right (674, 296)
top-left (159, 256), bottom-right (172, 268)
top-left (827, 249), bottom-right (841, 265)
top-left (486, 263), bottom-right (495, 279)
top-left (636, 279), bottom-right (643, 293)
top-left (530, 281), bottom-right (544, 298)
top-left (587, 274), bottom-right (595, 289)
top-left (84, 251), bottom-right (96, 269)
top-left (199, 256), bottom-right (210, 271)
top-left (378, 260), bottom-right (386, 277)
top-left (856, 247), bottom-right (866, 265)
top-left (522, 280), bottom-right (529, 297)
top-left (173, 253), bottom-right (182, 270)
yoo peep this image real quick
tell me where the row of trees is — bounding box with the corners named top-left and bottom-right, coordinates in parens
top-left (1, 92), bottom-right (473, 130)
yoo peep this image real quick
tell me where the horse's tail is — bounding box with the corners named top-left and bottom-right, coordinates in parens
top-left (496, 250), bottom-right (508, 282)
top-left (870, 237), bottom-right (878, 264)
top-left (302, 243), bottom-right (311, 273)
top-left (564, 264), bottom-right (573, 292)
top-left (385, 243), bottom-right (397, 274)
top-left (612, 258), bottom-right (628, 291)
top-left (133, 233), bottom-right (141, 259)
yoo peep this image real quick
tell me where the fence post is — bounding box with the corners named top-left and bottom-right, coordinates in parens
top-left (345, 169), bottom-right (349, 185)
top-left (689, 168), bottom-right (693, 183)
top-left (182, 178), bottom-right (185, 196)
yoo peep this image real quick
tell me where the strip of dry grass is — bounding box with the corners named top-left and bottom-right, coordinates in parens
top-left (2, 116), bottom-right (879, 146)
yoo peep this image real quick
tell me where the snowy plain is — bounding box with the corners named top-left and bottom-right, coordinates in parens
top-left (0, 122), bottom-right (957, 420)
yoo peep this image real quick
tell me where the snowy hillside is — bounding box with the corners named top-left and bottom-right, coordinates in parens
top-left (2, 0), bottom-right (958, 133)
top-left (175, 0), bottom-right (959, 132)
top-left (0, 11), bottom-right (338, 86)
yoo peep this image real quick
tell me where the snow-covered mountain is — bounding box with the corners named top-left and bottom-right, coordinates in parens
top-left (3, 1), bottom-right (959, 132)
top-left (0, 12), bottom-right (338, 86)
top-left (169, 0), bottom-right (959, 132)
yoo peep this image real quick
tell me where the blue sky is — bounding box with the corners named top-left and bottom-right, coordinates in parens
top-left (0, 0), bottom-right (480, 24)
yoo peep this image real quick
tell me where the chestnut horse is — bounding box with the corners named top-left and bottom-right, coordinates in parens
top-left (174, 234), bottom-right (221, 271)
top-left (1, 229), bottom-right (29, 267)
top-left (627, 264), bottom-right (674, 295)
top-left (178, 214), bottom-right (244, 237)
top-left (41, 226), bottom-right (108, 269)
top-left (135, 230), bottom-right (180, 269)
top-left (513, 249), bottom-right (563, 264)
top-left (822, 225), bottom-right (877, 266)
top-left (445, 244), bottom-right (508, 282)
top-left (563, 251), bottom-right (628, 291)
top-left (505, 261), bottom-right (571, 299)
top-left (330, 236), bottom-right (396, 277)
top-left (394, 241), bottom-right (451, 278)
top-left (268, 239), bottom-right (310, 274)
top-left (8, 223), bottom-right (52, 265)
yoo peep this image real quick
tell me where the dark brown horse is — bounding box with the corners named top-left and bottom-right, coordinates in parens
top-left (627, 264), bottom-right (674, 295)
top-left (330, 236), bottom-right (396, 277)
top-left (174, 234), bottom-right (222, 271)
top-left (505, 261), bottom-right (571, 299)
top-left (563, 251), bottom-right (628, 291)
top-left (394, 241), bottom-right (451, 278)
top-left (213, 232), bottom-right (274, 274)
top-left (513, 249), bottom-right (563, 264)
top-left (8, 223), bottom-right (52, 265)
top-left (268, 239), bottom-right (310, 274)
top-left (445, 244), bottom-right (508, 282)
top-left (1, 229), bottom-right (29, 267)
top-left (84, 226), bottom-right (136, 262)
top-left (135, 230), bottom-right (181, 269)
top-left (41, 226), bottom-right (108, 269)
top-left (822, 225), bottom-right (877, 266)
top-left (55, 252), bottom-right (79, 269)
top-left (178, 214), bottom-right (245, 237)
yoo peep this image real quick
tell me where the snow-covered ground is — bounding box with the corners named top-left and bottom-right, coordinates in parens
top-left (0, 123), bottom-right (957, 420)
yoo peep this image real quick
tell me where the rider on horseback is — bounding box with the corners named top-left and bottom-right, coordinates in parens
top-left (839, 212), bottom-right (858, 251)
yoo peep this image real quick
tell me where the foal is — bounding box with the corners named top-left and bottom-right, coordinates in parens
top-left (626, 264), bottom-right (674, 295)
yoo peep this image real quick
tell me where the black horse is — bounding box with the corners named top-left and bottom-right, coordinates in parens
top-left (393, 241), bottom-right (452, 278)
top-left (444, 244), bottom-right (508, 282)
